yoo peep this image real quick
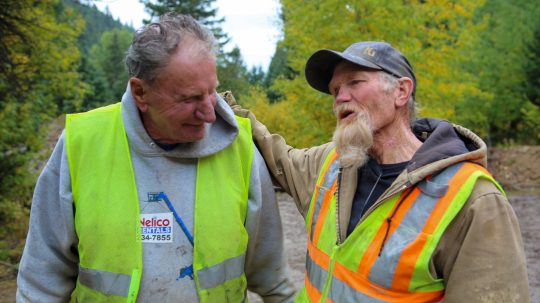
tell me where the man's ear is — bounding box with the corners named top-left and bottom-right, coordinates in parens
top-left (129, 77), bottom-right (148, 112)
top-left (395, 77), bottom-right (414, 108)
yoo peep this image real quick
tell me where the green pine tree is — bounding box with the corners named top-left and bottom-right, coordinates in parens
top-left (141, 0), bottom-right (229, 46)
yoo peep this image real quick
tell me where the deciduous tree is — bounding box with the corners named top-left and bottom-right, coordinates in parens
top-left (0, 0), bottom-right (87, 242)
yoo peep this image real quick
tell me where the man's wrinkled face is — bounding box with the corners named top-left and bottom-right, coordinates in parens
top-left (329, 61), bottom-right (397, 166)
top-left (135, 43), bottom-right (218, 144)
top-left (329, 61), bottom-right (397, 133)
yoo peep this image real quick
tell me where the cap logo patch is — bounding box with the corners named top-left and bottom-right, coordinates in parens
top-left (362, 47), bottom-right (376, 57)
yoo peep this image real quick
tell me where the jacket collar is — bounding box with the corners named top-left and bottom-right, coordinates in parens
top-left (406, 118), bottom-right (487, 185)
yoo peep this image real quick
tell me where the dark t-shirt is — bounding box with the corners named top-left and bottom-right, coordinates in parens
top-left (346, 158), bottom-right (408, 236)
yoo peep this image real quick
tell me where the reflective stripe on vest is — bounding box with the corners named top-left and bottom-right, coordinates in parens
top-left (66, 102), bottom-right (253, 302)
top-left (78, 267), bottom-right (133, 298)
top-left (306, 151), bottom-right (340, 242)
top-left (297, 149), bottom-right (502, 302)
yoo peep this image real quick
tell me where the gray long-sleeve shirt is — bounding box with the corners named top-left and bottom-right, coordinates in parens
top-left (16, 87), bottom-right (295, 302)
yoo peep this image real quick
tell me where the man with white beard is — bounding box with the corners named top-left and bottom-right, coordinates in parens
top-left (225, 41), bottom-right (530, 302)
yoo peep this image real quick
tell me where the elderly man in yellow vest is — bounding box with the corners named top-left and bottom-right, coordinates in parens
top-left (16, 13), bottom-right (295, 302)
top-left (226, 41), bottom-right (530, 302)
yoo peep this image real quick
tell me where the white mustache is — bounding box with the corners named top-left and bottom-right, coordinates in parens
top-left (334, 103), bottom-right (360, 117)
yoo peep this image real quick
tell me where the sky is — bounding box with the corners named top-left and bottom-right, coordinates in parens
top-left (94, 0), bottom-right (282, 71)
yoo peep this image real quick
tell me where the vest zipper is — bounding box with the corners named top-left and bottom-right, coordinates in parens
top-left (335, 167), bottom-right (344, 244)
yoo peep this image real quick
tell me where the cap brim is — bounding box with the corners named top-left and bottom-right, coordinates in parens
top-left (305, 49), bottom-right (381, 94)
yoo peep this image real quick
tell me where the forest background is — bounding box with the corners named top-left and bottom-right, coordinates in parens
top-left (1, 0), bottom-right (540, 286)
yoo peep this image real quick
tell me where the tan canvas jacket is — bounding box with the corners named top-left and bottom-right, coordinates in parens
top-left (223, 92), bottom-right (530, 303)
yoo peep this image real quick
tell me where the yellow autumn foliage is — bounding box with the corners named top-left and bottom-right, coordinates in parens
top-left (246, 0), bottom-right (490, 146)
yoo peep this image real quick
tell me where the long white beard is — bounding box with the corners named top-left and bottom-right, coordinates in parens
top-left (332, 107), bottom-right (373, 168)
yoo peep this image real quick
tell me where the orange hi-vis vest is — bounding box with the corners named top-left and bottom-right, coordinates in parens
top-left (295, 149), bottom-right (502, 303)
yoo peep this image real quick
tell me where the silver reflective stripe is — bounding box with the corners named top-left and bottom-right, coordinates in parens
top-left (305, 253), bottom-right (327, 293)
top-left (79, 266), bottom-right (131, 297)
top-left (310, 159), bottom-right (340, 239)
top-left (328, 276), bottom-right (387, 303)
top-left (418, 178), bottom-right (449, 198)
top-left (369, 163), bottom-right (463, 287)
top-left (197, 253), bottom-right (245, 289)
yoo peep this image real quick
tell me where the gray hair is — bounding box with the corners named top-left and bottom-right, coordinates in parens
top-left (125, 13), bottom-right (218, 84)
top-left (378, 71), bottom-right (417, 126)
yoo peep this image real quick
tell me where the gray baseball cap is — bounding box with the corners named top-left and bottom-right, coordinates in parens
top-left (305, 41), bottom-right (416, 96)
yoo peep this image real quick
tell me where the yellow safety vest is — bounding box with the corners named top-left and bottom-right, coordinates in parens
top-left (295, 149), bottom-right (503, 302)
top-left (65, 102), bottom-right (253, 302)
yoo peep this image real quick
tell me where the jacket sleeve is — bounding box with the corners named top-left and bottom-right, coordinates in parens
top-left (16, 132), bottom-right (79, 302)
top-left (223, 91), bottom-right (332, 217)
top-left (244, 147), bottom-right (296, 303)
top-left (434, 179), bottom-right (530, 303)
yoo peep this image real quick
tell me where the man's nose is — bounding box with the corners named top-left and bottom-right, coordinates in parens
top-left (334, 87), bottom-right (351, 107)
top-left (195, 94), bottom-right (216, 123)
